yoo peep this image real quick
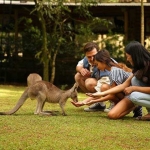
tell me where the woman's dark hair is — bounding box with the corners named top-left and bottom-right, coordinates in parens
top-left (125, 41), bottom-right (150, 69)
top-left (94, 49), bottom-right (119, 67)
top-left (83, 42), bottom-right (99, 53)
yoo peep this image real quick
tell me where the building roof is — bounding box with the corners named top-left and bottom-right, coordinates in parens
top-left (0, 0), bottom-right (150, 6)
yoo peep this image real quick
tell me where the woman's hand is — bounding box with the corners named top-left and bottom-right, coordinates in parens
top-left (124, 86), bottom-right (133, 95)
top-left (86, 92), bottom-right (102, 97)
top-left (86, 93), bottom-right (93, 97)
top-left (85, 100), bottom-right (95, 105)
top-left (92, 92), bottom-right (102, 97)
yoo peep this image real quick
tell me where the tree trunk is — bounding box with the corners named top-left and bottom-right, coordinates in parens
top-left (141, 0), bottom-right (144, 46)
top-left (50, 49), bottom-right (58, 83)
top-left (40, 15), bottom-right (49, 81)
top-left (34, 0), bottom-right (49, 81)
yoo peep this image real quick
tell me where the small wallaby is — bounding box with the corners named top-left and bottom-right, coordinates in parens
top-left (0, 75), bottom-right (78, 116)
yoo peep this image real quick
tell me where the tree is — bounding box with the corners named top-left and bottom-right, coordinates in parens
top-left (32, 0), bottom-right (100, 82)
top-left (141, 0), bottom-right (144, 45)
top-left (33, 0), bottom-right (50, 81)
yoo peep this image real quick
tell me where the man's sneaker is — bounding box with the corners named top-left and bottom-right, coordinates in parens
top-left (84, 103), bottom-right (106, 112)
top-left (133, 106), bottom-right (142, 118)
top-left (104, 101), bottom-right (115, 113)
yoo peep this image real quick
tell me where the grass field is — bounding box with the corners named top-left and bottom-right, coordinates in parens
top-left (0, 85), bottom-right (150, 150)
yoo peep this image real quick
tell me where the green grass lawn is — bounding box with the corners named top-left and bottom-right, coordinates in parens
top-left (0, 85), bottom-right (150, 150)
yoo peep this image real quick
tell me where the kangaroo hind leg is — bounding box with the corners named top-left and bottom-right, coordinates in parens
top-left (34, 96), bottom-right (52, 116)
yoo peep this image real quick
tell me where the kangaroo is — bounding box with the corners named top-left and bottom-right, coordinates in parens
top-left (0, 80), bottom-right (78, 116)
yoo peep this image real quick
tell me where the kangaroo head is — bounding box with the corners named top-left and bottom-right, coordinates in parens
top-left (70, 83), bottom-right (78, 102)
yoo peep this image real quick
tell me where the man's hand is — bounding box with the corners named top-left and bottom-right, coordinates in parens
top-left (79, 68), bottom-right (91, 77)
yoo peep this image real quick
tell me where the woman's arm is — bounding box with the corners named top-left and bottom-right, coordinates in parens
top-left (124, 86), bottom-right (150, 95)
top-left (92, 74), bottom-right (133, 97)
top-left (86, 82), bottom-right (120, 104)
top-left (86, 94), bottom-right (116, 105)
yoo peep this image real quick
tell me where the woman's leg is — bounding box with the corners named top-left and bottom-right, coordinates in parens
top-left (131, 77), bottom-right (148, 118)
top-left (129, 92), bottom-right (150, 108)
top-left (113, 92), bottom-right (125, 104)
top-left (129, 91), bottom-right (150, 120)
top-left (108, 97), bottom-right (135, 119)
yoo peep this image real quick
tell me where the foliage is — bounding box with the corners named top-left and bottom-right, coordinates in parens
top-left (74, 17), bottom-right (113, 59)
top-left (0, 0), bottom-right (131, 84)
top-left (30, 0), bottom-right (110, 82)
top-left (20, 17), bottom-right (42, 56)
top-left (0, 33), bottom-right (15, 56)
top-left (0, 85), bottom-right (150, 150)
top-left (99, 31), bottom-right (125, 62)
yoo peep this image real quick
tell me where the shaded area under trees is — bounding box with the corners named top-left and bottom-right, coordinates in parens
top-left (0, 1), bottom-right (129, 86)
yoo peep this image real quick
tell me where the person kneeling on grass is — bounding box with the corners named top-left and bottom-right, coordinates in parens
top-left (71, 49), bottom-right (142, 118)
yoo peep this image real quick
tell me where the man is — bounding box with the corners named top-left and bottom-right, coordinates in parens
top-left (74, 42), bottom-right (112, 112)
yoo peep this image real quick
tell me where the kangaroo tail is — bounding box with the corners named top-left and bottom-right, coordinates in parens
top-left (0, 88), bottom-right (29, 115)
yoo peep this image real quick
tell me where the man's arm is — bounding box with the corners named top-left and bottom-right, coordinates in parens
top-left (76, 59), bottom-right (84, 72)
top-left (76, 65), bottom-right (84, 73)
top-left (76, 59), bottom-right (91, 77)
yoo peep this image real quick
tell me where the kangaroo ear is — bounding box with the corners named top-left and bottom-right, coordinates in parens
top-left (73, 82), bottom-right (78, 91)
top-left (74, 82), bottom-right (78, 89)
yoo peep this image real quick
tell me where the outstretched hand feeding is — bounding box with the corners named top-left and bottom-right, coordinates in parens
top-left (86, 93), bottom-right (93, 97)
top-left (86, 92), bottom-right (102, 97)
top-left (85, 100), bottom-right (96, 105)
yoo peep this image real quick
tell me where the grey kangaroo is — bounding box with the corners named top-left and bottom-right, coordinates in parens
top-left (0, 74), bottom-right (78, 116)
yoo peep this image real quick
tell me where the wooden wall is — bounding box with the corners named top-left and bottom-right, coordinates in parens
top-left (0, 4), bottom-right (150, 42)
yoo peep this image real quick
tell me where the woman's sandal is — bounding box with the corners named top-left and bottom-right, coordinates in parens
top-left (135, 116), bottom-right (150, 121)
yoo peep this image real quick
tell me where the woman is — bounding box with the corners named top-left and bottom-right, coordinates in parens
top-left (89, 41), bottom-right (150, 121)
